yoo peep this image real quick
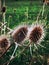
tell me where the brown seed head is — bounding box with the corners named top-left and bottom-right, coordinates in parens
top-left (0, 36), bottom-right (9, 48)
top-left (12, 26), bottom-right (28, 43)
top-left (0, 35), bottom-right (10, 55)
top-left (29, 26), bottom-right (43, 43)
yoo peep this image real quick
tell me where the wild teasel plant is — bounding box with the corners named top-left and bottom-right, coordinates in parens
top-left (0, 2), bottom-right (49, 65)
top-left (5, 25), bottom-right (28, 65)
top-left (0, 19), bottom-right (48, 65)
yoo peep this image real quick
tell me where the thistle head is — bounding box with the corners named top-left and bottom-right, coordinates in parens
top-left (12, 26), bottom-right (28, 44)
top-left (0, 35), bottom-right (10, 54)
top-left (28, 24), bottom-right (45, 44)
top-left (0, 35), bottom-right (9, 48)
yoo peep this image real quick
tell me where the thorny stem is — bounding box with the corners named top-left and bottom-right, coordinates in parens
top-left (36, 2), bottom-right (46, 23)
top-left (3, 0), bottom-right (6, 35)
top-left (36, 9), bottom-right (42, 22)
top-left (10, 43), bottom-right (18, 59)
top-left (0, 44), bottom-right (11, 58)
top-left (7, 43), bottom-right (18, 65)
top-left (42, 2), bottom-right (46, 17)
top-left (3, 12), bottom-right (6, 35)
top-left (29, 44), bottom-right (32, 57)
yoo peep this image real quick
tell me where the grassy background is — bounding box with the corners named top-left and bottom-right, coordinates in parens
top-left (4, 1), bottom-right (49, 29)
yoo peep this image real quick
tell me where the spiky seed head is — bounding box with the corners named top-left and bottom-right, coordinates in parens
top-left (0, 35), bottom-right (9, 48)
top-left (29, 25), bottom-right (44, 43)
top-left (12, 26), bottom-right (28, 44)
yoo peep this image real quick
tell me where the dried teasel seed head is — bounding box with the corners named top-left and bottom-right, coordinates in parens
top-left (0, 35), bottom-right (10, 48)
top-left (0, 35), bottom-right (10, 55)
top-left (12, 26), bottom-right (28, 44)
top-left (28, 24), bottom-right (45, 44)
top-left (0, 35), bottom-right (10, 54)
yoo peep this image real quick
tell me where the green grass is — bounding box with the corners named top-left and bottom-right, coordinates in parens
top-left (4, 1), bottom-right (49, 29)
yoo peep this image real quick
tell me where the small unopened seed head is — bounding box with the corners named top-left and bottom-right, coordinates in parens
top-left (12, 26), bottom-right (28, 44)
top-left (1, 6), bottom-right (6, 13)
top-left (29, 25), bottom-right (44, 43)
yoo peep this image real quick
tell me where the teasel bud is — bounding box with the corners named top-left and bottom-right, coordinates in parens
top-left (1, 6), bottom-right (6, 13)
top-left (28, 24), bottom-right (45, 44)
top-left (12, 26), bottom-right (28, 44)
top-left (43, 0), bottom-right (45, 2)
top-left (0, 35), bottom-right (10, 54)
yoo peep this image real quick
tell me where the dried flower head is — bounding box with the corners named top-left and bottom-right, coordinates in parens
top-left (12, 26), bottom-right (28, 44)
top-left (0, 35), bottom-right (10, 48)
top-left (0, 35), bottom-right (10, 54)
top-left (28, 24), bottom-right (45, 44)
